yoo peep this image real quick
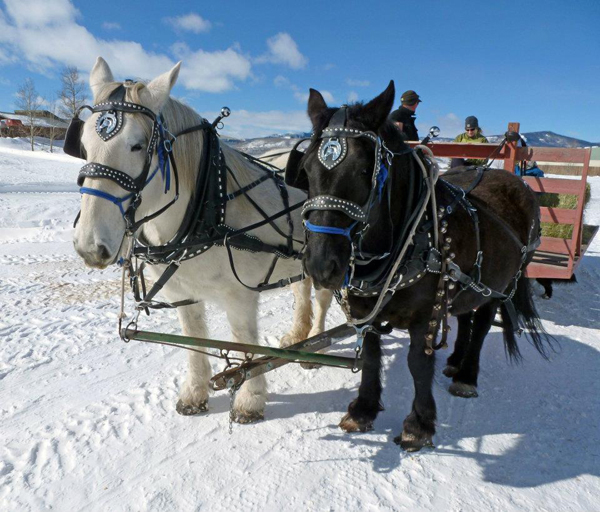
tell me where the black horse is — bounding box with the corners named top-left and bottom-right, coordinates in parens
top-left (287, 82), bottom-right (550, 451)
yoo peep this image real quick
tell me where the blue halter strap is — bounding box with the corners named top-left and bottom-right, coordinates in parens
top-left (304, 220), bottom-right (358, 240)
top-left (79, 164), bottom-right (164, 216)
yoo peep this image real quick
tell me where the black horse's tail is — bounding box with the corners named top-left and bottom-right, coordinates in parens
top-left (500, 274), bottom-right (555, 362)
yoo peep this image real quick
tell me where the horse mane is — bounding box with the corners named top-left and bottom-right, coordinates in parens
top-left (93, 81), bottom-right (262, 198)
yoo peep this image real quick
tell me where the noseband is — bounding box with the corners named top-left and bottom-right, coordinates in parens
top-left (66, 84), bottom-right (180, 233)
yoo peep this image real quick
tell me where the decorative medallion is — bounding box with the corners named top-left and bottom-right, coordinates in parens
top-left (318, 137), bottom-right (347, 170)
top-left (96, 110), bottom-right (123, 141)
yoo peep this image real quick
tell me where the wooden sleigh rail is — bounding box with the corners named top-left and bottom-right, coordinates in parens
top-left (408, 122), bottom-right (598, 280)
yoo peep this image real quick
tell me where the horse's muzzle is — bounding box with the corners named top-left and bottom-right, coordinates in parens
top-left (73, 240), bottom-right (114, 269)
top-left (303, 235), bottom-right (349, 290)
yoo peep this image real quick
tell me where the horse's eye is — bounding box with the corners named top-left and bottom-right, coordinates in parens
top-left (131, 144), bottom-right (143, 152)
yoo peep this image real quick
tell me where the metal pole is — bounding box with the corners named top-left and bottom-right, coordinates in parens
top-left (210, 324), bottom-right (356, 390)
top-left (122, 326), bottom-right (359, 370)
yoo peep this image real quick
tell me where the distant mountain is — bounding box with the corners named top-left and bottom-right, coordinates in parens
top-left (449, 131), bottom-right (597, 148)
top-left (227, 130), bottom-right (598, 156)
top-left (227, 133), bottom-right (311, 155)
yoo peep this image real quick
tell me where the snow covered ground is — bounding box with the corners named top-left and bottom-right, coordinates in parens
top-left (1, 138), bottom-right (599, 511)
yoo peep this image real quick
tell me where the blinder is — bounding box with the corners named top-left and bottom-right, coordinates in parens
top-left (284, 138), bottom-right (309, 191)
top-left (64, 115), bottom-right (85, 159)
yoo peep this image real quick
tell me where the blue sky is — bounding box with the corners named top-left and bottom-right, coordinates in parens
top-left (1, 0), bottom-right (599, 140)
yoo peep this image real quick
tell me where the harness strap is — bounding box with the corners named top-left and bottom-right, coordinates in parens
top-left (224, 234), bottom-right (304, 292)
top-left (134, 199), bottom-right (305, 259)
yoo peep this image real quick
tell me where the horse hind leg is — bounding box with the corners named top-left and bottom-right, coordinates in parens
top-left (307, 287), bottom-right (333, 338)
top-left (339, 331), bottom-right (383, 433)
top-left (300, 287), bottom-right (334, 370)
top-left (449, 301), bottom-right (499, 399)
top-left (175, 302), bottom-right (212, 415)
top-left (396, 320), bottom-right (436, 452)
top-left (443, 312), bottom-right (474, 378)
top-left (280, 278), bottom-right (312, 348)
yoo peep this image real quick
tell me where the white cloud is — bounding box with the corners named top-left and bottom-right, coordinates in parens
top-left (273, 75), bottom-right (289, 87)
top-left (417, 112), bottom-right (463, 138)
top-left (102, 22), bottom-right (121, 31)
top-left (201, 109), bottom-right (310, 139)
top-left (294, 90), bottom-right (334, 105)
top-left (172, 43), bottom-right (251, 93)
top-left (256, 33), bottom-right (308, 69)
top-left (165, 13), bottom-right (211, 34)
top-left (3, 0), bottom-right (78, 28)
top-left (0, 0), bottom-right (249, 93)
top-left (347, 91), bottom-right (359, 103)
top-left (346, 79), bottom-right (369, 87)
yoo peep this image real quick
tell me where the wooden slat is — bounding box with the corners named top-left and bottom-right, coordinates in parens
top-left (515, 146), bottom-right (590, 164)
top-left (503, 122), bottom-right (520, 172)
top-left (537, 236), bottom-right (573, 255)
top-left (539, 206), bottom-right (578, 224)
top-left (525, 263), bottom-right (573, 279)
top-left (523, 177), bottom-right (583, 194)
top-left (407, 142), bottom-right (508, 159)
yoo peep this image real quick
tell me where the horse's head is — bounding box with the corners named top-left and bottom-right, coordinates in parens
top-left (291, 82), bottom-right (396, 289)
top-left (72, 57), bottom-right (181, 268)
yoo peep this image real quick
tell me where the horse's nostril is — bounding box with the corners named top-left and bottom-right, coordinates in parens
top-left (97, 243), bottom-right (111, 261)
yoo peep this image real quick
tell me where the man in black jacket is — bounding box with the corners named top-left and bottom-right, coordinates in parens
top-left (389, 90), bottom-right (421, 141)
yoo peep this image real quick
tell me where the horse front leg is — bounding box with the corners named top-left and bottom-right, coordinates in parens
top-left (339, 331), bottom-right (383, 433)
top-left (396, 320), bottom-right (436, 451)
top-left (224, 290), bottom-right (266, 423)
top-left (175, 302), bottom-right (212, 415)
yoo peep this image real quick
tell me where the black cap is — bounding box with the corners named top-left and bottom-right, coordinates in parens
top-left (401, 90), bottom-right (421, 106)
top-left (465, 116), bottom-right (479, 129)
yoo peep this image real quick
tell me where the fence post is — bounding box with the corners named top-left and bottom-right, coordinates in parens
top-left (503, 122), bottom-right (520, 173)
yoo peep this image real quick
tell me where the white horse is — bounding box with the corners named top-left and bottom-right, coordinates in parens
top-left (73, 57), bottom-right (332, 422)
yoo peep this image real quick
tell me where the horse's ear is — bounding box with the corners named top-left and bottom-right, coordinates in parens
top-left (139, 61), bottom-right (182, 113)
top-left (90, 57), bottom-right (115, 100)
top-left (307, 88), bottom-right (328, 127)
top-left (362, 80), bottom-right (395, 129)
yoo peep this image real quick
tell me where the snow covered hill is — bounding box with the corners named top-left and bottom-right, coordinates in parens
top-left (1, 141), bottom-right (599, 511)
top-left (227, 130), bottom-right (597, 156)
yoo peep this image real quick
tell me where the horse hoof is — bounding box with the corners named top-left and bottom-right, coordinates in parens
top-left (442, 365), bottom-right (459, 378)
top-left (233, 410), bottom-right (264, 424)
top-left (176, 399), bottom-right (208, 416)
top-left (339, 413), bottom-right (373, 433)
top-left (449, 382), bottom-right (478, 398)
top-left (300, 362), bottom-right (322, 370)
top-left (394, 431), bottom-right (434, 452)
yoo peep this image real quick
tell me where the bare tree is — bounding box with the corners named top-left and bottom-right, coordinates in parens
top-left (59, 66), bottom-right (87, 120)
top-left (16, 78), bottom-right (44, 151)
top-left (46, 94), bottom-right (62, 153)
